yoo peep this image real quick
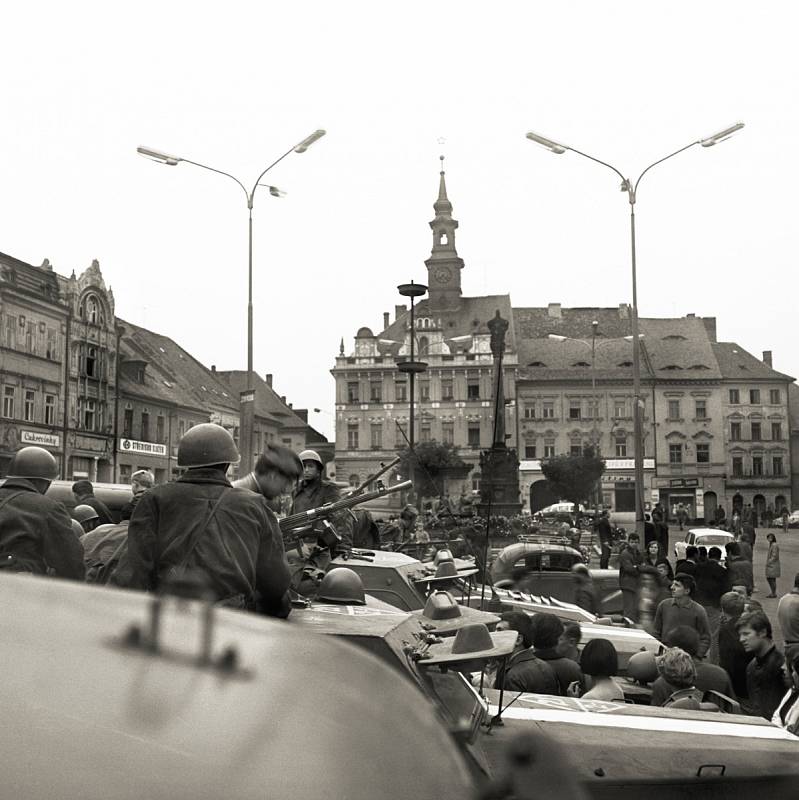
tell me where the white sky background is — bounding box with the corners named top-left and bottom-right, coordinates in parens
top-left (2, 2), bottom-right (796, 442)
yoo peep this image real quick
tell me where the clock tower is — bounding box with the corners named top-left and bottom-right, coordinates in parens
top-left (425, 156), bottom-right (464, 313)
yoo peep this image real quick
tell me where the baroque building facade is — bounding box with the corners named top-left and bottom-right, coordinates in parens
top-left (332, 165), bottom-right (796, 519)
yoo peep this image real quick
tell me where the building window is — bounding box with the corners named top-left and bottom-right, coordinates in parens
top-left (417, 336), bottom-right (429, 356)
top-left (85, 347), bottom-right (98, 378)
top-left (441, 379), bottom-right (454, 401)
top-left (524, 444), bottom-right (537, 459)
top-left (420, 381), bottom-right (430, 402)
top-left (119, 464), bottom-right (132, 483)
top-left (615, 437), bottom-right (627, 457)
top-left (751, 422), bottom-right (761, 441)
top-left (369, 383), bottom-right (382, 403)
top-left (729, 389), bottom-right (740, 404)
top-left (542, 401), bottom-right (555, 419)
top-left (570, 443), bottom-right (582, 456)
top-left (2, 386), bottom-right (15, 418)
top-left (667, 400), bottom-right (681, 420)
top-left (669, 443), bottom-right (682, 464)
top-left (24, 390), bottom-right (35, 422)
top-left (696, 443), bottom-right (710, 463)
top-left (442, 422), bottom-right (454, 444)
top-left (123, 409), bottom-right (133, 437)
top-left (467, 381), bottom-right (480, 400)
top-left (523, 403), bottom-right (536, 419)
top-left (84, 399), bottom-right (96, 430)
top-left (586, 399), bottom-right (599, 420)
top-left (141, 412), bottom-right (150, 441)
top-left (347, 382), bottom-right (359, 404)
top-left (730, 422), bottom-right (741, 441)
top-left (156, 415), bottom-right (165, 443)
top-left (569, 400), bottom-right (581, 420)
top-left (395, 381), bottom-right (407, 402)
top-left (732, 456), bottom-right (743, 477)
top-left (749, 389), bottom-right (761, 405)
top-left (769, 389), bottom-right (781, 404)
top-left (347, 425), bottom-right (359, 450)
top-left (46, 328), bottom-right (57, 360)
top-left (752, 456), bottom-right (763, 476)
top-left (467, 423), bottom-right (480, 448)
top-left (44, 394), bottom-right (56, 426)
top-left (543, 439), bottom-right (555, 459)
top-left (613, 399), bottom-right (626, 418)
top-left (420, 424), bottom-right (431, 443)
top-left (772, 422), bottom-right (782, 441)
top-left (773, 456), bottom-right (784, 476)
top-left (370, 424), bottom-right (382, 450)
top-left (695, 400), bottom-right (707, 419)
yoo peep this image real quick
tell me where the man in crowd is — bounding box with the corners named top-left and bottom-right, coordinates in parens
top-left (619, 533), bottom-right (644, 621)
top-left (777, 573), bottom-right (799, 650)
top-left (123, 423), bottom-right (291, 617)
top-left (695, 545), bottom-right (731, 664)
top-left (675, 545), bottom-right (699, 578)
top-left (595, 510), bottom-right (612, 569)
top-left (531, 613), bottom-right (585, 695)
top-left (726, 541), bottom-right (754, 597)
top-left (381, 504), bottom-right (419, 546)
top-left (72, 479), bottom-right (114, 525)
top-left (494, 611), bottom-right (559, 695)
top-left (557, 621), bottom-right (582, 664)
top-left (737, 610), bottom-right (786, 719)
top-left (718, 591), bottom-right (750, 702)
top-left (653, 574), bottom-right (711, 658)
top-left (233, 444), bottom-right (303, 508)
top-left (0, 447), bottom-right (84, 579)
top-left (119, 469), bottom-right (155, 519)
top-left (650, 626), bottom-right (735, 706)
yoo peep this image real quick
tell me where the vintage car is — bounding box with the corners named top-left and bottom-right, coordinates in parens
top-left (674, 529), bottom-right (735, 563)
top-left (489, 542), bottom-right (622, 615)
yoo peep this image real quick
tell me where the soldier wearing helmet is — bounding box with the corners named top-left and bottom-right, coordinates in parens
top-left (122, 424), bottom-right (291, 617)
top-left (0, 447), bottom-right (84, 578)
top-left (381, 504), bottom-right (419, 546)
top-left (72, 504), bottom-right (100, 534)
top-left (289, 449), bottom-right (352, 552)
top-left (71, 479), bottom-right (114, 525)
top-left (233, 444), bottom-right (302, 510)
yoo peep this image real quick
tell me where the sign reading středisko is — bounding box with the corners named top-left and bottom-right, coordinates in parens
top-left (119, 439), bottom-right (167, 457)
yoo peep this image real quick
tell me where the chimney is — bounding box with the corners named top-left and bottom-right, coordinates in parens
top-left (618, 304), bottom-right (629, 319)
top-left (763, 350), bottom-right (773, 367)
top-left (686, 313), bottom-right (695, 319)
top-left (281, 396), bottom-right (286, 404)
top-left (547, 303), bottom-right (562, 319)
top-left (383, 311), bottom-right (390, 329)
top-left (702, 317), bottom-right (717, 342)
top-left (211, 365), bottom-right (216, 372)
top-left (288, 402), bottom-right (293, 409)
top-left (265, 373), bottom-right (273, 387)
top-left (395, 304), bottom-right (406, 320)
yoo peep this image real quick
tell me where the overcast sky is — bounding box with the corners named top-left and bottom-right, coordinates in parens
top-left (3, 2), bottom-right (796, 441)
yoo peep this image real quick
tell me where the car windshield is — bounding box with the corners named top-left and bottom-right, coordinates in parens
top-left (697, 534), bottom-right (732, 546)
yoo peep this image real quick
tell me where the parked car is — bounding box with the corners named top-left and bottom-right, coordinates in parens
top-left (674, 528), bottom-right (735, 563)
top-left (772, 510), bottom-right (799, 529)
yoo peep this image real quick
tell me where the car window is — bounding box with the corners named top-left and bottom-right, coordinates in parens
top-left (543, 553), bottom-right (576, 571)
top-left (687, 533), bottom-right (694, 545)
top-left (697, 534), bottom-right (732, 547)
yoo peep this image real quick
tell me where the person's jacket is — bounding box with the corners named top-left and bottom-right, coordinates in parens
top-left (718, 616), bottom-right (750, 699)
top-left (596, 517), bottom-right (612, 544)
top-left (496, 649), bottom-right (559, 695)
top-left (0, 479), bottom-right (84, 579)
top-left (618, 546), bottom-right (643, 592)
top-left (766, 543), bottom-right (781, 579)
top-left (653, 596), bottom-right (711, 657)
top-left (290, 477), bottom-right (353, 547)
top-left (124, 468), bottom-right (291, 616)
top-left (694, 559), bottom-right (731, 606)
top-left (74, 492), bottom-right (115, 525)
top-left (534, 647), bottom-right (585, 695)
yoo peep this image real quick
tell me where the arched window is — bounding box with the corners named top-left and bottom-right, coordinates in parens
top-left (418, 336), bottom-right (429, 355)
top-left (349, 473), bottom-right (360, 487)
top-left (79, 293), bottom-right (105, 326)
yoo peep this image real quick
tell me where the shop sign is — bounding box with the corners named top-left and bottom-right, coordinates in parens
top-left (604, 475), bottom-right (635, 483)
top-left (695, 488), bottom-right (704, 517)
top-left (670, 478), bottom-right (699, 488)
top-left (604, 458), bottom-right (655, 470)
top-left (119, 439), bottom-right (167, 457)
top-left (651, 489), bottom-right (660, 503)
top-left (21, 430), bottom-right (60, 448)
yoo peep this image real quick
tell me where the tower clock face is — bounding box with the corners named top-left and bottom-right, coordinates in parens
top-left (434, 266), bottom-right (453, 284)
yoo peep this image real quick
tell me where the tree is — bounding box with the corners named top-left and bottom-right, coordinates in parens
top-left (540, 446), bottom-right (606, 520)
top-left (397, 440), bottom-right (472, 501)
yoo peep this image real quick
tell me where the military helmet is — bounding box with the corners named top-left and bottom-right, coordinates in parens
top-left (316, 567), bottom-right (366, 605)
top-left (72, 504), bottom-right (99, 524)
top-left (400, 504), bottom-right (419, 520)
top-left (256, 445), bottom-right (303, 479)
top-left (70, 519), bottom-right (85, 538)
top-left (177, 423), bottom-right (240, 468)
top-left (7, 446), bottom-right (59, 481)
top-left (627, 650), bottom-right (659, 684)
top-left (298, 449), bottom-right (323, 467)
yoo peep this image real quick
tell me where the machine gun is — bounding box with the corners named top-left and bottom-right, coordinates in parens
top-left (344, 456), bottom-right (401, 498)
top-left (279, 479), bottom-right (412, 537)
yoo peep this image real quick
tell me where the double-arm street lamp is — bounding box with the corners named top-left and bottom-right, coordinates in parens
top-left (527, 122), bottom-right (744, 537)
top-left (137, 130), bottom-right (326, 473)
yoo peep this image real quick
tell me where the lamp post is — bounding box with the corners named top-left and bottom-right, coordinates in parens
top-left (397, 281), bottom-right (428, 503)
top-left (527, 122), bottom-right (744, 538)
top-left (136, 129), bottom-right (326, 473)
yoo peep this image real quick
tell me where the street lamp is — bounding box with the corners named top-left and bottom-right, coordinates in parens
top-left (527, 122), bottom-right (744, 538)
top-left (136, 130), bottom-right (326, 473)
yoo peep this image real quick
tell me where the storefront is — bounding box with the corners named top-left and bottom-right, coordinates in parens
top-left (0, 424), bottom-right (63, 476)
top-left (117, 437), bottom-right (172, 485)
top-left (653, 475), bottom-right (726, 524)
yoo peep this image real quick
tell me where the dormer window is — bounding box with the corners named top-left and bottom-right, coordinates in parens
top-left (571, 361), bottom-right (590, 367)
top-left (662, 365), bottom-right (683, 370)
top-left (528, 361), bottom-right (547, 367)
top-left (618, 361), bottom-right (633, 367)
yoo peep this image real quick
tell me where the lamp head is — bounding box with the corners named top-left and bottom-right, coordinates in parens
top-left (294, 129), bottom-right (326, 153)
top-left (700, 122), bottom-right (745, 147)
top-left (136, 146), bottom-right (181, 165)
top-left (547, 334), bottom-right (567, 342)
top-left (525, 131), bottom-right (567, 154)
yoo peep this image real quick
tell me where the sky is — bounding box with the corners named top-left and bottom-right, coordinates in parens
top-left (2, 2), bottom-right (797, 442)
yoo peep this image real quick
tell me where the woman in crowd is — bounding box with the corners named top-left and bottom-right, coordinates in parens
top-left (567, 639), bottom-right (624, 701)
top-left (772, 646), bottom-right (799, 735)
top-left (765, 532), bottom-right (781, 598)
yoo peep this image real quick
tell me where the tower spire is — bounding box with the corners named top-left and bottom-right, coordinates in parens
top-left (434, 155), bottom-right (453, 216)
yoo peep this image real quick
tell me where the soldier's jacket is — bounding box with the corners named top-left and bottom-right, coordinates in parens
top-left (290, 478), bottom-right (353, 547)
top-left (0, 478), bottom-right (85, 579)
top-left (124, 468), bottom-right (291, 617)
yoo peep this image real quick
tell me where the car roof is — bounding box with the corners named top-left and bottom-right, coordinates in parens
top-left (687, 528), bottom-right (734, 539)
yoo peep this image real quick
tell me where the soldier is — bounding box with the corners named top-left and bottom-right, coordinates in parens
top-left (123, 423), bottom-right (291, 617)
top-left (72, 504), bottom-right (100, 535)
top-left (381, 504), bottom-right (419, 546)
top-left (290, 449), bottom-right (352, 551)
top-left (233, 444), bottom-right (303, 508)
top-left (71, 479), bottom-right (114, 525)
top-left (0, 446), bottom-right (84, 579)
